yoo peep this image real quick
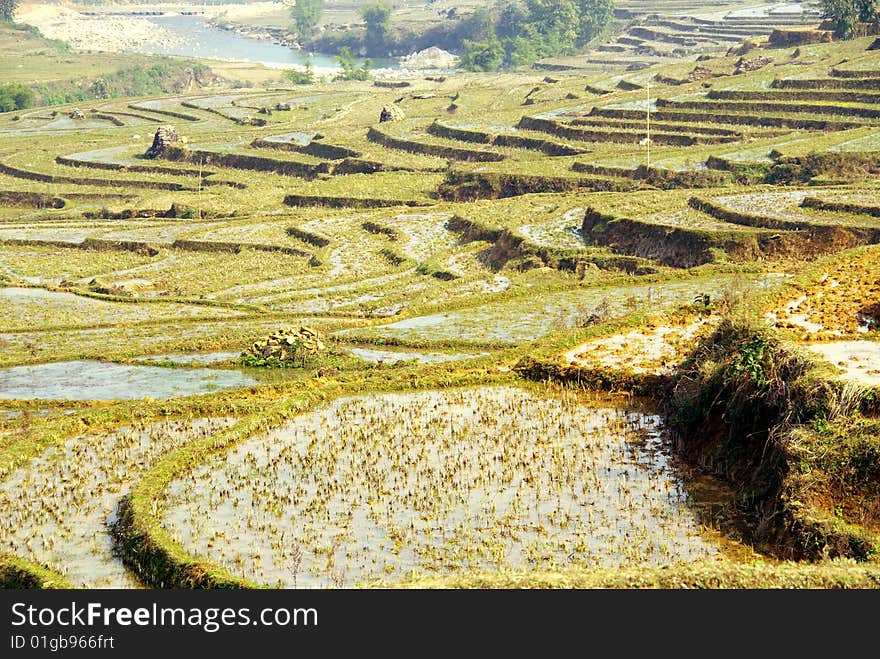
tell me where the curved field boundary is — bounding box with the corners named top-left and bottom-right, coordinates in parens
top-left (89, 113), bottom-right (126, 126)
top-left (0, 190), bottom-right (65, 208)
top-left (580, 207), bottom-right (748, 267)
top-left (518, 115), bottom-right (726, 146)
top-left (801, 196), bottom-right (880, 218)
top-left (656, 98), bottom-right (880, 120)
top-left (127, 103), bottom-right (201, 122)
top-left (0, 236), bottom-right (311, 258)
top-left (251, 137), bottom-right (360, 160)
top-left (427, 121), bottom-right (586, 156)
top-left (167, 148), bottom-right (324, 179)
top-left (436, 170), bottom-right (640, 202)
top-left (571, 162), bottom-right (732, 188)
top-left (362, 220), bottom-right (400, 241)
top-left (381, 247), bottom-right (409, 266)
top-left (366, 126), bottom-right (506, 162)
top-left (285, 225), bottom-right (332, 247)
top-left (112, 494), bottom-right (252, 588)
top-left (180, 101), bottom-right (267, 126)
top-left (514, 354), bottom-right (664, 396)
top-left (447, 215), bottom-right (652, 274)
top-left (688, 196), bottom-right (814, 230)
top-left (0, 555), bottom-right (74, 589)
top-left (96, 109), bottom-right (164, 123)
top-left (171, 239), bottom-right (311, 257)
top-left (107, 368), bottom-right (536, 589)
top-left (569, 116), bottom-right (744, 137)
top-left (589, 107), bottom-right (862, 131)
top-left (0, 161), bottom-right (193, 191)
top-left (56, 155), bottom-right (213, 178)
top-left (830, 67), bottom-right (880, 79)
top-left (779, 76), bottom-right (880, 88)
top-left (283, 194), bottom-right (432, 209)
top-left (709, 89), bottom-right (880, 105)
top-left (581, 206), bottom-right (880, 266)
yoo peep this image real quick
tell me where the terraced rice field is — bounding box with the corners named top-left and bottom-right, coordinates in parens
top-left (2, 27), bottom-right (879, 589)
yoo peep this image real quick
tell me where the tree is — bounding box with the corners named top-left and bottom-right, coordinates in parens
top-left (0, 83), bottom-right (34, 112)
top-left (290, 0), bottom-right (323, 40)
top-left (525, 0), bottom-right (579, 56)
top-left (822, 0), bottom-right (878, 38)
top-left (335, 46), bottom-right (370, 81)
top-left (285, 62), bottom-right (315, 85)
top-left (460, 33), bottom-right (504, 72)
top-left (575, 0), bottom-right (615, 46)
top-left (859, 0), bottom-right (879, 21)
top-left (360, 1), bottom-right (392, 57)
top-left (0, 0), bottom-right (18, 22)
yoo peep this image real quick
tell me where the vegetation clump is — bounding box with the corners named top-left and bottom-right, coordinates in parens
top-left (242, 326), bottom-right (327, 368)
top-left (666, 318), bottom-right (880, 560)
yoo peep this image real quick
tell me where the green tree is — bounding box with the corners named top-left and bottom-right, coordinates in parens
top-left (0, 0), bottom-right (18, 22)
top-left (506, 35), bottom-right (539, 67)
top-left (0, 83), bottom-right (34, 112)
top-left (526, 0), bottom-right (580, 56)
top-left (460, 33), bottom-right (504, 72)
top-left (335, 46), bottom-right (371, 81)
top-left (285, 62), bottom-right (315, 85)
top-left (575, 0), bottom-right (615, 46)
top-left (859, 0), bottom-right (878, 21)
top-left (360, 0), bottom-right (392, 57)
top-left (822, 0), bottom-right (878, 38)
top-left (290, 0), bottom-right (323, 40)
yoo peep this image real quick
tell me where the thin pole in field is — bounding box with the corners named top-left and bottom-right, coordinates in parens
top-left (646, 81), bottom-right (651, 169)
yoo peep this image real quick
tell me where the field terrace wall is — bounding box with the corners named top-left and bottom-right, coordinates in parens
top-left (517, 115), bottom-right (734, 146)
top-left (427, 121), bottom-right (587, 156)
top-left (447, 215), bottom-right (652, 275)
top-left (437, 170), bottom-right (641, 202)
top-left (366, 126), bottom-right (506, 162)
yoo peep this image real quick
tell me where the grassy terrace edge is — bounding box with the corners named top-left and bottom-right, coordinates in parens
top-left (0, 555), bottom-right (74, 589)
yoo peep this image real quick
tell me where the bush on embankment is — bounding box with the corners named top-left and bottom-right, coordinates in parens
top-left (665, 318), bottom-right (880, 561)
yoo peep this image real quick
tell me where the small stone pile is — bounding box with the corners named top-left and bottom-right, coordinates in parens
top-left (69, 108), bottom-right (86, 120)
top-left (686, 66), bottom-right (716, 83)
top-left (144, 125), bottom-right (185, 159)
top-left (244, 326), bottom-right (326, 366)
top-left (379, 104), bottom-right (405, 122)
top-left (734, 56), bottom-right (773, 74)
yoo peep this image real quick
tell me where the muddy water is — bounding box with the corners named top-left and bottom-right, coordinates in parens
top-left (162, 386), bottom-right (731, 588)
top-left (0, 361), bottom-right (257, 400)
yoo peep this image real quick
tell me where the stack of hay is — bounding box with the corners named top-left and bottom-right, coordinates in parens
top-left (244, 326), bottom-right (326, 366)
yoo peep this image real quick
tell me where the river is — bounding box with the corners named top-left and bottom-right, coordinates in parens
top-left (140, 14), bottom-right (397, 70)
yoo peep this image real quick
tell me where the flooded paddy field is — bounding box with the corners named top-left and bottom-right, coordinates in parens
top-left (161, 387), bottom-right (735, 587)
top-left (0, 418), bottom-right (235, 586)
top-left (0, 360), bottom-right (258, 401)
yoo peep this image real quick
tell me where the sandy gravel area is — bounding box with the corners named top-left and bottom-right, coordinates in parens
top-left (17, 2), bottom-right (184, 52)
